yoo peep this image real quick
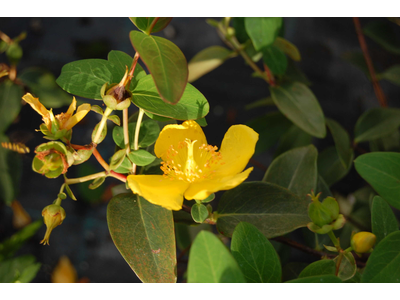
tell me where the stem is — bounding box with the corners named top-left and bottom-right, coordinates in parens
top-left (123, 108), bottom-right (131, 155)
top-left (54, 198), bottom-right (62, 206)
top-left (335, 252), bottom-right (344, 276)
top-left (353, 17), bottom-right (387, 107)
top-left (128, 52), bottom-right (140, 86)
top-left (65, 171), bottom-right (107, 185)
top-left (264, 63), bottom-right (276, 87)
top-left (93, 148), bottom-right (110, 170)
top-left (134, 109), bottom-right (145, 151)
top-left (93, 107), bottom-right (113, 144)
top-left (109, 170), bottom-right (127, 182)
top-left (148, 17), bottom-right (160, 35)
top-left (328, 231), bottom-right (341, 249)
top-left (0, 30), bottom-right (11, 44)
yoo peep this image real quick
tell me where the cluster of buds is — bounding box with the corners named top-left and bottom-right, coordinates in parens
top-left (307, 191), bottom-right (345, 234)
top-left (101, 66), bottom-right (132, 110)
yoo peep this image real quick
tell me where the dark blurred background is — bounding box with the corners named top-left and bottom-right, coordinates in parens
top-left (0, 17), bottom-right (399, 282)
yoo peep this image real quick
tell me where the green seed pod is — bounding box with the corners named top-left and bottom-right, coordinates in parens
top-left (41, 204), bottom-right (66, 245)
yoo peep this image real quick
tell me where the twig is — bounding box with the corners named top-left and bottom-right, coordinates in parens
top-left (353, 17), bottom-right (387, 107)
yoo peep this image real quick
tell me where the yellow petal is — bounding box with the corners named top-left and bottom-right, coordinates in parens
top-left (65, 96), bottom-right (77, 117)
top-left (155, 120), bottom-right (207, 159)
top-left (62, 103), bottom-right (91, 130)
top-left (215, 125), bottom-right (258, 177)
top-left (184, 167), bottom-right (253, 200)
top-left (127, 175), bottom-right (190, 210)
top-left (22, 93), bottom-right (49, 118)
top-left (51, 256), bottom-right (78, 283)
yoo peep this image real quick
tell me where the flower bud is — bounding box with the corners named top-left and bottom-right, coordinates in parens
top-left (101, 66), bottom-right (132, 110)
top-left (351, 232), bottom-right (376, 254)
top-left (308, 193), bottom-right (340, 228)
top-left (40, 204), bottom-right (66, 245)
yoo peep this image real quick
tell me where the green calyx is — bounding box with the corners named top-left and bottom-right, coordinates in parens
top-left (101, 82), bottom-right (132, 110)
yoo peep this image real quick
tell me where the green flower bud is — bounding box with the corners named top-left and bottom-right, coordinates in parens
top-left (308, 192), bottom-right (341, 228)
top-left (351, 232), bottom-right (376, 254)
top-left (307, 222), bottom-right (333, 234)
top-left (40, 204), bottom-right (66, 245)
top-left (332, 214), bottom-right (346, 230)
top-left (32, 141), bottom-right (74, 178)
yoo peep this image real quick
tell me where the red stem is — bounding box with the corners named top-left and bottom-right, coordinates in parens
top-left (263, 63), bottom-right (276, 87)
top-left (148, 17), bottom-right (160, 35)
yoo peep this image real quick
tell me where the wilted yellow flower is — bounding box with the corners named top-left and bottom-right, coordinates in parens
top-left (127, 120), bottom-right (258, 210)
top-left (40, 204), bottom-right (66, 245)
top-left (22, 93), bottom-right (91, 132)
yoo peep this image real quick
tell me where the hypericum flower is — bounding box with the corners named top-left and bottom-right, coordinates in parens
top-left (40, 204), bottom-right (66, 245)
top-left (351, 231), bottom-right (376, 255)
top-left (22, 93), bottom-right (91, 135)
top-left (127, 120), bottom-right (258, 210)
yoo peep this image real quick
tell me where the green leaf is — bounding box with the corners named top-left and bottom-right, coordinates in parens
top-left (65, 184), bottom-right (77, 201)
top-left (318, 146), bottom-right (353, 186)
top-left (287, 274), bottom-right (342, 283)
top-left (246, 111), bottom-right (292, 154)
top-left (112, 119), bottom-right (160, 150)
top-left (131, 75), bottom-right (209, 120)
top-left (130, 30), bottom-right (188, 104)
top-left (274, 37), bottom-right (301, 61)
top-left (361, 231), bottom-right (400, 283)
top-left (232, 17), bottom-right (250, 44)
top-left (107, 193), bottom-right (176, 283)
top-left (354, 152), bottom-right (400, 210)
top-left (364, 20), bottom-right (400, 55)
top-left (187, 231), bottom-right (245, 283)
top-left (231, 222), bottom-right (282, 283)
top-left (354, 107), bottom-right (400, 143)
top-left (298, 259), bottom-right (335, 278)
top-left (18, 68), bottom-right (73, 108)
top-left (0, 255), bottom-right (41, 283)
top-left (369, 129), bottom-right (400, 152)
top-left (333, 252), bottom-right (357, 281)
top-left (244, 17), bottom-right (283, 51)
top-left (109, 149), bottom-right (126, 171)
top-left (129, 17), bottom-right (172, 34)
top-left (128, 149), bottom-right (156, 166)
top-left (0, 80), bottom-right (23, 133)
top-left (283, 60), bottom-right (312, 86)
top-left (262, 44), bottom-right (288, 75)
top-left (89, 176), bottom-right (106, 190)
top-left (216, 182), bottom-right (310, 238)
top-left (91, 121), bottom-right (107, 144)
top-left (191, 203), bottom-right (209, 223)
top-left (188, 46), bottom-right (234, 82)
top-left (263, 145), bottom-right (318, 200)
top-left (113, 156), bottom-right (134, 174)
top-left (326, 118), bottom-right (353, 169)
top-left (379, 65), bottom-right (400, 86)
top-left (270, 82), bottom-right (326, 138)
top-left (371, 196), bottom-right (399, 244)
top-left (274, 125), bottom-right (313, 158)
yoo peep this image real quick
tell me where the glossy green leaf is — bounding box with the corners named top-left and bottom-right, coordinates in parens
top-left (216, 182), bottom-right (310, 238)
top-left (379, 65), bottom-right (400, 86)
top-left (107, 193), bottom-right (176, 283)
top-left (129, 18), bottom-right (172, 34)
top-left (270, 82), bottom-right (326, 138)
top-left (188, 46), bottom-right (233, 82)
top-left (0, 79), bottom-right (23, 133)
top-left (91, 121), bottom-right (107, 144)
top-left (361, 231), bottom-right (400, 283)
top-left (113, 119), bottom-right (160, 150)
top-left (287, 274), bottom-right (342, 283)
top-left (298, 259), bottom-right (335, 278)
top-left (262, 44), bottom-right (287, 75)
top-left (128, 149), bottom-right (156, 166)
top-left (231, 222), bottom-right (281, 283)
top-left (371, 196), bottom-right (399, 244)
top-left (18, 68), bottom-right (72, 108)
top-left (263, 145), bottom-right (318, 200)
top-left (354, 152), bottom-right (400, 210)
top-left (326, 118), bottom-right (353, 169)
top-left (65, 184), bottom-right (77, 201)
top-left (318, 146), bottom-right (352, 186)
top-left (364, 20), bottom-right (400, 55)
top-left (369, 129), bottom-right (400, 152)
top-left (113, 156), bottom-right (134, 174)
top-left (274, 125), bottom-right (312, 158)
top-left (246, 111), bottom-right (292, 154)
top-left (244, 17), bottom-right (283, 51)
top-left (232, 17), bottom-right (250, 43)
top-left (130, 30), bottom-right (188, 104)
top-left (131, 75), bottom-right (209, 120)
top-left (191, 203), bottom-right (209, 223)
top-left (187, 231), bottom-right (245, 283)
top-left (354, 108), bottom-right (400, 143)
top-left (0, 255), bottom-right (41, 283)
top-left (274, 37), bottom-right (301, 61)
top-left (109, 149), bottom-right (126, 170)
top-left (88, 176), bottom-right (106, 190)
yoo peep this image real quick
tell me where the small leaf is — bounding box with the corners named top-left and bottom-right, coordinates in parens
top-left (129, 17), bottom-right (172, 34)
top-left (361, 231), bottom-right (400, 283)
top-left (371, 195), bottom-right (399, 244)
top-left (187, 231), bottom-right (245, 283)
top-left (113, 156), bottom-right (134, 174)
top-left (262, 44), bottom-right (288, 75)
top-left (379, 65), bottom-right (400, 86)
top-left (89, 176), bottom-right (106, 190)
top-left (191, 203), bottom-right (209, 223)
top-left (231, 222), bottom-right (282, 283)
top-left (263, 145), bottom-right (318, 200)
top-left (354, 152), bottom-right (400, 210)
top-left (326, 118), bottom-right (353, 169)
top-left (91, 121), bottom-right (107, 144)
top-left (274, 37), bottom-right (301, 61)
top-left (65, 184), bottom-right (77, 201)
top-left (354, 107), bottom-right (400, 143)
top-left (109, 149), bottom-right (126, 170)
top-left (216, 182), bottom-right (310, 238)
top-left (364, 20), bottom-right (400, 55)
top-left (107, 193), bottom-right (176, 283)
top-left (244, 17), bottom-right (283, 51)
top-left (318, 146), bottom-right (353, 186)
top-left (107, 115), bottom-right (121, 126)
top-left (130, 30), bottom-right (188, 104)
top-left (270, 82), bottom-right (326, 138)
top-left (333, 252), bottom-right (357, 281)
top-left (298, 259), bottom-right (335, 278)
top-left (128, 149), bottom-right (156, 166)
top-left (197, 193), bottom-right (215, 204)
top-left (188, 46), bottom-right (234, 82)
top-left (131, 75), bottom-right (209, 120)
top-left (274, 125), bottom-right (312, 158)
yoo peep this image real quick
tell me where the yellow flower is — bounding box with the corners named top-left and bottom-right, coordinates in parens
top-left (22, 93), bottom-right (91, 132)
top-left (40, 204), bottom-right (66, 246)
top-left (127, 120), bottom-right (259, 210)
